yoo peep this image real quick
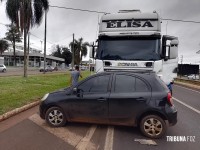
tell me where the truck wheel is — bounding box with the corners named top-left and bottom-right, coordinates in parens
top-left (140, 115), bottom-right (167, 138)
top-left (45, 107), bottom-right (66, 127)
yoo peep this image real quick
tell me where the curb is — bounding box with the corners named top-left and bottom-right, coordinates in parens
top-left (0, 100), bottom-right (40, 122)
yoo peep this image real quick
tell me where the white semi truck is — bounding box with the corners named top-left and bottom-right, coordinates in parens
top-left (90, 10), bottom-right (179, 92)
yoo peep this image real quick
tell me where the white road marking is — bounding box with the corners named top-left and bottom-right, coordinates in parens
top-left (173, 97), bottom-right (200, 114)
top-left (174, 84), bottom-right (200, 94)
top-left (104, 126), bottom-right (114, 150)
top-left (29, 114), bottom-right (97, 149)
top-left (76, 125), bottom-right (97, 150)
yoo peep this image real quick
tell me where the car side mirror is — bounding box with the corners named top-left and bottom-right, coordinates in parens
top-left (73, 88), bottom-right (77, 94)
top-left (73, 88), bottom-right (83, 98)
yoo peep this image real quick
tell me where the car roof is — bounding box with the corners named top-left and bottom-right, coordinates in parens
top-left (94, 70), bottom-right (155, 76)
top-left (86, 71), bottom-right (156, 81)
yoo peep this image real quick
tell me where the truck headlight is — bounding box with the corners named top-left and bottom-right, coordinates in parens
top-left (41, 93), bottom-right (49, 101)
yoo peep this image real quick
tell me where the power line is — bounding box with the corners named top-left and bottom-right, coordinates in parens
top-left (49, 5), bottom-right (108, 14)
top-left (162, 19), bottom-right (200, 24)
top-left (30, 33), bottom-right (42, 39)
top-left (30, 33), bottom-right (54, 44)
top-left (48, 5), bottom-right (200, 24)
top-left (53, 34), bottom-right (73, 43)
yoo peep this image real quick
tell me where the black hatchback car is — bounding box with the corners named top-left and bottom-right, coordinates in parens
top-left (39, 71), bottom-right (177, 138)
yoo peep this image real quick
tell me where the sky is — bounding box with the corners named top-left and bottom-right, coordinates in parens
top-left (0, 0), bottom-right (200, 63)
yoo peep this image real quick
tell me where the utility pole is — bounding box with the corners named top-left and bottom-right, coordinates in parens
top-left (72, 33), bottom-right (75, 70)
top-left (196, 49), bottom-right (200, 80)
top-left (40, 40), bottom-right (43, 52)
top-left (43, 10), bottom-right (47, 74)
top-left (40, 40), bottom-right (43, 67)
top-left (180, 55), bottom-right (183, 78)
top-left (166, 21), bottom-right (168, 35)
top-left (23, 1), bottom-right (27, 78)
top-left (27, 32), bottom-right (30, 68)
top-left (180, 55), bottom-right (183, 64)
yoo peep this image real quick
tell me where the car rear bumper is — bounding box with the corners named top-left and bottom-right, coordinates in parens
top-left (166, 106), bottom-right (177, 126)
top-left (168, 111), bottom-right (177, 126)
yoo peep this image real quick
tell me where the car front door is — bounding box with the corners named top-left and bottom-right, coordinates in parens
top-left (67, 74), bottom-right (112, 124)
top-left (109, 74), bottom-right (151, 126)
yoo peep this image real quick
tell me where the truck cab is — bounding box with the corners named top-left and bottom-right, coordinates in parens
top-left (90, 10), bottom-right (179, 92)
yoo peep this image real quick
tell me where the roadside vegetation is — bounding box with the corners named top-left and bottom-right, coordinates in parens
top-left (175, 78), bottom-right (200, 86)
top-left (0, 71), bottom-right (91, 115)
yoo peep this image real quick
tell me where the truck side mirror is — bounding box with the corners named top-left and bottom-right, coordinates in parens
top-left (169, 40), bottom-right (179, 59)
top-left (89, 46), bottom-right (96, 58)
top-left (89, 47), bottom-right (94, 58)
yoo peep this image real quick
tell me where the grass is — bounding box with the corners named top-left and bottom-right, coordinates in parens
top-left (0, 71), bottom-right (91, 115)
top-left (175, 78), bottom-right (200, 86)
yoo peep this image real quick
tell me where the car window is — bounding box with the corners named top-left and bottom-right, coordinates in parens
top-left (78, 75), bottom-right (110, 93)
top-left (115, 75), bottom-right (136, 93)
top-left (135, 78), bottom-right (149, 92)
top-left (0, 65), bottom-right (3, 67)
top-left (90, 75), bottom-right (110, 92)
top-left (78, 78), bottom-right (94, 93)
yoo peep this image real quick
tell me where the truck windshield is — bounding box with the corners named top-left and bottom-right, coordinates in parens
top-left (97, 37), bottom-right (161, 61)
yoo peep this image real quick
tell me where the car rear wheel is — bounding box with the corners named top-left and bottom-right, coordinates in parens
top-left (140, 115), bottom-right (166, 138)
top-left (45, 107), bottom-right (66, 127)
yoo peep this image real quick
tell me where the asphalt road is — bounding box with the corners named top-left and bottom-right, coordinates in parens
top-left (0, 84), bottom-right (200, 150)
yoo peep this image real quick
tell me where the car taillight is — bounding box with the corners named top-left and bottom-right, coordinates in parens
top-left (167, 92), bottom-right (173, 106)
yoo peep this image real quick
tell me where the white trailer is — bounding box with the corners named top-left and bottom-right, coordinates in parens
top-left (90, 10), bottom-right (179, 93)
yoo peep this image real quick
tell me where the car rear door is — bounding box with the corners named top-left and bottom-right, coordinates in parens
top-left (67, 74), bottom-right (112, 123)
top-left (109, 73), bottom-right (151, 126)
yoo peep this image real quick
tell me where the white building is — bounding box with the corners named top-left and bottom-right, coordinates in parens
top-left (2, 42), bottom-right (64, 67)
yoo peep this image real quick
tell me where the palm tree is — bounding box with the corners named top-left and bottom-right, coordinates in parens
top-left (5, 0), bottom-right (49, 77)
top-left (0, 39), bottom-right (9, 55)
top-left (5, 24), bottom-right (22, 66)
top-left (70, 38), bottom-right (89, 65)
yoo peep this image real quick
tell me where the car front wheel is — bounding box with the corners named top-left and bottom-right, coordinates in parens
top-left (140, 115), bottom-right (167, 138)
top-left (45, 107), bottom-right (66, 127)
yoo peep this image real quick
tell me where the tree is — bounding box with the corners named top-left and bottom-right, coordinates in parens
top-left (62, 47), bottom-right (72, 65)
top-left (5, 24), bottom-right (22, 66)
top-left (51, 45), bottom-right (62, 58)
top-left (0, 39), bottom-right (9, 55)
top-left (51, 45), bottom-right (72, 65)
top-left (69, 37), bottom-right (89, 65)
top-left (5, 0), bottom-right (49, 77)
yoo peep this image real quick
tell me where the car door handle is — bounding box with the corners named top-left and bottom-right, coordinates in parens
top-left (97, 98), bottom-right (107, 102)
top-left (136, 97), bottom-right (146, 102)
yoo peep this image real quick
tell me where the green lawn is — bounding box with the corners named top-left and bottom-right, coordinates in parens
top-left (0, 71), bottom-right (91, 115)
